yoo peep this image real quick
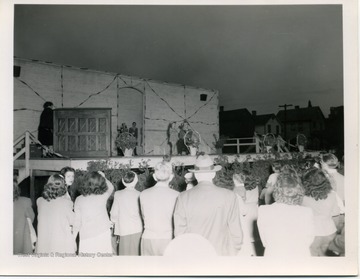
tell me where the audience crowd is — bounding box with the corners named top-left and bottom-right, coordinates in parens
top-left (13, 153), bottom-right (345, 257)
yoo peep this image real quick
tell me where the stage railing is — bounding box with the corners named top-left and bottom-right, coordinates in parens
top-left (223, 137), bottom-right (260, 154)
top-left (13, 131), bottom-right (45, 182)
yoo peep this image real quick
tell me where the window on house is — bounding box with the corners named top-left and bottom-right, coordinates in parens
top-left (267, 125), bottom-right (271, 133)
top-left (276, 125), bottom-right (280, 135)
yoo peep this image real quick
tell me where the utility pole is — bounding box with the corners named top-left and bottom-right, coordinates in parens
top-left (279, 104), bottom-right (293, 141)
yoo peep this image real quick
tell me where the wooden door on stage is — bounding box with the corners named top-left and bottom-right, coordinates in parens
top-left (54, 108), bottom-right (111, 157)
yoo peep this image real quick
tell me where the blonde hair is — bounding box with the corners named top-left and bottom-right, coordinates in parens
top-left (154, 162), bottom-right (173, 181)
top-left (273, 174), bottom-right (305, 205)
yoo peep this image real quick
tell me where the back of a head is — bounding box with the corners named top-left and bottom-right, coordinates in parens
top-left (272, 161), bottom-right (282, 172)
top-left (122, 171), bottom-right (138, 187)
top-left (43, 101), bottom-right (53, 109)
top-left (154, 161), bottom-right (173, 182)
top-left (321, 153), bottom-right (339, 169)
top-left (273, 174), bottom-right (305, 205)
top-left (302, 168), bottom-right (332, 200)
top-left (281, 165), bottom-right (301, 183)
top-left (80, 171), bottom-right (107, 196)
top-left (43, 174), bottom-right (66, 201)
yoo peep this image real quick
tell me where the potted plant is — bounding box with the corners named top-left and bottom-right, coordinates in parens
top-left (184, 130), bottom-right (201, 156)
top-left (213, 134), bottom-right (227, 154)
top-left (115, 132), bottom-right (137, 157)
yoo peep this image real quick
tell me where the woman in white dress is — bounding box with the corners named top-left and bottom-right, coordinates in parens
top-left (73, 171), bottom-right (114, 254)
top-left (257, 173), bottom-right (315, 258)
top-left (302, 168), bottom-right (340, 256)
top-left (36, 174), bottom-right (75, 253)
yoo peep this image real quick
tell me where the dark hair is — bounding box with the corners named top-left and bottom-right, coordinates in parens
top-left (273, 174), bottom-right (305, 205)
top-left (79, 171), bottom-right (108, 196)
top-left (302, 168), bottom-right (332, 200)
top-left (123, 171), bottom-right (136, 184)
top-left (42, 174), bottom-right (67, 201)
top-left (13, 179), bottom-right (21, 201)
top-left (244, 175), bottom-right (258, 191)
top-left (271, 161), bottom-right (282, 171)
top-left (43, 101), bottom-right (53, 109)
top-left (60, 166), bottom-right (75, 177)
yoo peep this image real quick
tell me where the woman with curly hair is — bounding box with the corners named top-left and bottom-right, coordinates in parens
top-left (73, 171), bottom-right (115, 253)
top-left (257, 173), bottom-right (315, 257)
top-left (302, 168), bottom-right (340, 256)
top-left (13, 179), bottom-right (35, 254)
top-left (36, 174), bottom-right (75, 253)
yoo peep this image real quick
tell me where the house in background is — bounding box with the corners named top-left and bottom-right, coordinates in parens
top-left (252, 111), bottom-right (282, 135)
top-left (219, 107), bottom-right (255, 138)
top-left (276, 101), bottom-right (326, 149)
top-left (324, 105), bottom-right (344, 158)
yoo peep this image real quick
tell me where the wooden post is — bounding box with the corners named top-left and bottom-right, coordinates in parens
top-left (236, 139), bottom-right (240, 154)
top-left (25, 131), bottom-right (30, 178)
top-left (29, 169), bottom-right (35, 206)
top-left (255, 137), bottom-right (260, 153)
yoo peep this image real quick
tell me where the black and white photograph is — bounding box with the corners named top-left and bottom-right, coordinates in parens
top-left (0, 0), bottom-right (358, 276)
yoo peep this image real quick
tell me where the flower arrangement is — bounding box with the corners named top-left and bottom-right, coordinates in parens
top-left (184, 130), bottom-right (201, 148)
top-left (72, 153), bottom-right (318, 198)
top-left (115, 132), bottom-right (137, 151)
top-left (263, 133), bottom-right (276, 147)
top-left (297, 134), bottom-right (307, 147)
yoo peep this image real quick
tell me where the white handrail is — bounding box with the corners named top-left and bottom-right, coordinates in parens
top-left (13, 147), bottom-right (26, 161)
top-left (13, 130), bottom-right (40, 181)
top-left (13, 133), bottom-right (26, 147)
top-left (223, 137), bottom-right (259, 154)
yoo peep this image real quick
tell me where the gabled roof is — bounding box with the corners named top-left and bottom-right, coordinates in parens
top-left (253, 113), bottom-right (279, 126)
top-left (220, 108), bottom-right (253, 121)
top-left (277, 106), bottom-right (325, 122)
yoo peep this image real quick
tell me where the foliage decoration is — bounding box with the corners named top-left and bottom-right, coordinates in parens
top-left (115, 132), bottom-right (137, 151)
top-left (213, 134), bottom-right (227, 149)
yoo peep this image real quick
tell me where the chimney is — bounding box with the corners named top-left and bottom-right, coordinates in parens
top-left (252, 110), bottom-right (257, 116)
top-left (295, 105), bottom-right (300, 109)
top-left (220, 106), bottom-right (224, 112)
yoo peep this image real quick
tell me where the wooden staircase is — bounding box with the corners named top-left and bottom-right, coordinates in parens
top-left (13, 131), bottom-right (45, 183)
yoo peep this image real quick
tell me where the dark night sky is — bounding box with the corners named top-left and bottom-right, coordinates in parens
top-left (14, 4), bottom-right (343, 117)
